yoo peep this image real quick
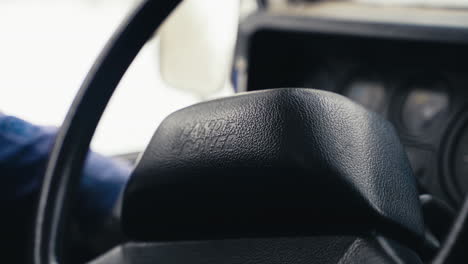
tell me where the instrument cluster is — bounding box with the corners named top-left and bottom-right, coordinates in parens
top-left (333, 68), bottom-right (468, 206)
top-left (241, 28), bottom-right (468, 205)
top-left (332, 68), bottom-right (468, 206)
top-left (339, 72), bottom-right (453, 198)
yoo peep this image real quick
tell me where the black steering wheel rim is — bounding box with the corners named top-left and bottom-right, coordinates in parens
top-left (33, 0), bottom-right (180, 263)
top-left (32, 0), bottom-right (468, 263)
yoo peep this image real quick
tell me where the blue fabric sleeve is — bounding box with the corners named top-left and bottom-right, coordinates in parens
top-left (0, 114), bottom-right (132, 228)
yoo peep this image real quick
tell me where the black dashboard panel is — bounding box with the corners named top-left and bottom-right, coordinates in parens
top-left (234, 11), bottom-right (468, 206)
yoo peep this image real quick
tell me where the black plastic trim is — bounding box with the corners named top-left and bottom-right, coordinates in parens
top-left (234, 12), bottom-right (468, 92)
top-left (32, 0), bottom-right (180, 263)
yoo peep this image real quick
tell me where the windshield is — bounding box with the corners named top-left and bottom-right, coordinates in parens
top-left (0, 0), bottom-right (200, 155)
top-left (0, 0), bottom-right (463, 155)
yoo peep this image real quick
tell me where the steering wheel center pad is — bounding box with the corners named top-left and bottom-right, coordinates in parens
top-left (122, 88), bottom-right (424, 247)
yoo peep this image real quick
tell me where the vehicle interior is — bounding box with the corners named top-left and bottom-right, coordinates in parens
top-left (20, 0), bottom-right (468, 263)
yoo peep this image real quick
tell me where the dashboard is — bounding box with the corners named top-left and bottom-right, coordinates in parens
top-left (234, 5), bottom-right (468, 206)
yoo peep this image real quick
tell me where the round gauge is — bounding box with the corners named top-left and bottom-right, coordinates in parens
top-left (344, 79), bottom-right (386, 113)
top-left (401, 81), bottom-right (449, 136)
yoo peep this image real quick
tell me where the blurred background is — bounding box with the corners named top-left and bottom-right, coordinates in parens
top-left (1, 0), bottom-right (466, 156)
top-left (0, 0), bottom-right (228, 155)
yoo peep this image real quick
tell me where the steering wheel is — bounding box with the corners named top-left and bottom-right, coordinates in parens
top-left (32, 0), bottom-right (468, 263)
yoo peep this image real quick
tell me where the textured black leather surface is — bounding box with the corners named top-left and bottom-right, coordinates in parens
top-left (122, 88), bottom-right (424, 246)
top-left (90, 236), bottom-right (423, 264)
